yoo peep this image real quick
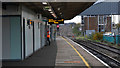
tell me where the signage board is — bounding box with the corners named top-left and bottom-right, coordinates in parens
top-left (48, 19), bottom-right (64, 24)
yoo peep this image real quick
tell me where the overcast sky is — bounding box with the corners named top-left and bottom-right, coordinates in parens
top-left (64, 16), bottom-right (82, 23)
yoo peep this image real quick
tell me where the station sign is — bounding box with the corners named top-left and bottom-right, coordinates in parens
top-left (48, 19), bottom-right (64, 24)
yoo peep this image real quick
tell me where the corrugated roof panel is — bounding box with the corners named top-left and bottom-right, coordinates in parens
top-left (80, 2), bottom-right (119, 15)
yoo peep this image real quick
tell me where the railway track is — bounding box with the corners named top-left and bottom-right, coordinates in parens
top-left (76, 39), bottom-right (120, 60)
top-left (86, 40), bottom-right (120, 56)
top-left (73, 39), bottom-right (120, 68)
top-left (88, 40), bottom-right (120, 52)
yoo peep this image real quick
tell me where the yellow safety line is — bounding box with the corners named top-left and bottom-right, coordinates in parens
top-left (61, 37), bottom-right (91, 68)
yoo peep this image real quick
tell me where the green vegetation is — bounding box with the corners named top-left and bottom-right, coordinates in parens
top-left (72, 23), bottom-right (81, 36)
top-left (73, 27), bottom-right (120, 49)
top-left (72, 23), bottom-right (117, 47)
top-left (93, 32), bottom-right (103, 41)
top-left (72, 23), bottom-right (103, 41)
top-left (87, 32), bottom-right (103, 41)
top-left (76, 36), bottom-right (85, 40)
top-left (75, 32), bottom-right (103, 42)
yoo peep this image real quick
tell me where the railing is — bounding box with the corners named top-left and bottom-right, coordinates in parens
top-left (103, 35), bottom-right (120, 44)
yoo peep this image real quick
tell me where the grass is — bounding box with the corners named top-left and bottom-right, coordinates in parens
top-left (76, 36), bottom-right (85, 40)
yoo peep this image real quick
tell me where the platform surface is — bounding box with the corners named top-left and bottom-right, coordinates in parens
top-left (2, 40), bottom-right (57, 67)
top-left (2, 36), bottom-right (107, 68)
top-left (55, 37), bottom-right (106, 68)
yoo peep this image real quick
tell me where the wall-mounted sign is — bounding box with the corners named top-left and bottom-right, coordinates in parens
top-left (48, 19), bottom-right (64, 24)
top-left (27, 19), bottom-right (33, 25)
top-left (27, 19), bottom-right (34, 29)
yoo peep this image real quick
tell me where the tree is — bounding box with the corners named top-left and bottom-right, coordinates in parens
top-left (72, 23), bottom-right (81, 36)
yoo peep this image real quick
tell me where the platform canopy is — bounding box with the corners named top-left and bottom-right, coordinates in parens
top-left (2, 1), bottom-right (95, 19)
top-left (23, 2), bottom-right (95, 19)
top-left (80, 2), bottom-right (120, 16)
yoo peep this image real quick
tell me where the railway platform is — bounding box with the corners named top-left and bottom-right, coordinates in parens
top-left (55, 37), bottom-right (107, 68)
top-left (2, 36), bottom-right (107, 68)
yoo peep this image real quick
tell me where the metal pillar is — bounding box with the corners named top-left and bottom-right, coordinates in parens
top-left (50, 24), bottom-right (52, 41)
top-left (81, 16), bottom-right (84, 36)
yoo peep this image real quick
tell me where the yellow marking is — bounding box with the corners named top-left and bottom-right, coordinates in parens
top-left (61, 37), bottom-right (91, 68)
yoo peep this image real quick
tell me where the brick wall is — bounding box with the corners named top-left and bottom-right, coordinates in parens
top-left (105, 17), bottom-right (111, 32)
top-left (84, 16), bottom-right (111, 32)
top-left (84, 16), bottom-right (98, 32)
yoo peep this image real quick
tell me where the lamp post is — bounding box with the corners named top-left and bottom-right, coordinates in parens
top-left (81, 16), bottom-right (84, 36)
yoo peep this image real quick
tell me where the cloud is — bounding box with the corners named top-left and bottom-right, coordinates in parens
top-left (64, 16), bottom-right (81, 23)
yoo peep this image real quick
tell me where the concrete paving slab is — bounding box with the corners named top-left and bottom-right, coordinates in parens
top-left (64, 37), bottom-right (108, 68)
top-left (55, 36), bottom-right (107, 68)
top-left (55, 37), bottom-right (86, 66)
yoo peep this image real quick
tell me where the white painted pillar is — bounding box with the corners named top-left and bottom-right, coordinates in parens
top-left (0, 2), bottom-right (2, 67)
top-left (103, 15), bottom-right (105, 32)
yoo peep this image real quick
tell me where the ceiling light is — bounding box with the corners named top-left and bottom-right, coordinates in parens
top-left (48, 9), bottom-right (52, 11)
top-left (50, 12), bottom-right (53, 13)
top-left (58, 8), bottom-right (60, 10)
top-left (60, 13), bottom-right (62, 14)
top-left (42, 2), bottom-right (47, 5)
top-left (52, 14), bottom-right (56, 17)
top-left (52, 13), bottom-right (54, 15)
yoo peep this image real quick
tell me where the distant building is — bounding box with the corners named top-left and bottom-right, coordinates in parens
top-left (83, 15), bottom-right (112, 32)
top-left (64, 22), bottom-right (76, 25)
top-left (80, 2), bottom-right (120, 35)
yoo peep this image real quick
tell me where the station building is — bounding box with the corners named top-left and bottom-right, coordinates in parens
top-left (2, 3), bottom-right (56, 61)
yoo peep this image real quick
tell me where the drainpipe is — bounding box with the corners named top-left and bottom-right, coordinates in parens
top-left (105, 15), bottom-right (107, 32)
top-left (111, 14), bottom-right (113, 32)
top-left (98, 15), bottom-right (99, 32)
top-left (103, 15), bottom-right (105, 32)
top-left (88, 16), bottom-right (89, 30)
